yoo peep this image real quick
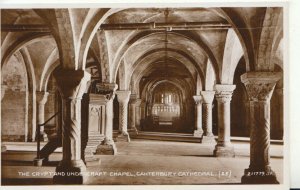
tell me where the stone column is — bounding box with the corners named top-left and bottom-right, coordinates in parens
top-left (275, 88), bottom-right (283, 139)
top-left (128, 94), bottom-right (138, 134)
top-left (200, 91), bottom-right (216, 143)
top-left (94, 83), bottom-right (118, 155)
top-left (1, 85), bottom-right (7, 152)
top-left (213, 84), bottom-right (236, 157)
top-left (193, 95), bottom-right (203, 137)
top-left (140, 100), bottom-right (146, 130)
top-left (135, 99), bottom-right (142, 131)
top-left (241, 72), bottom-right (281, 184)
top-left (115, 90), bottom-right (131, 142)
top-left (140, 100), bottom-right (146, 119)
top-left (147, 102), bottom-right (152, 117)
top-left (53, 69), bottom-right (91, 184)
top-left (36, 91), bottom-right (49, 142)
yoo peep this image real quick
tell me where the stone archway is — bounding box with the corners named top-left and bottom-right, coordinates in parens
top-left (1, 53), bottom-right (29, 141)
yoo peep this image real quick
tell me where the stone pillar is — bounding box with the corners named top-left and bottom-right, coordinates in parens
top-left (135, 99), bottom-right (142, 131)
top-left (140, 100), bottom-right (146, 130)
top-left (200, 91), bottom-right (216, 143)
top-left (193, 95), bottom-right (203, 137)
top-left (94, 83), bottom-right (118, 155)
top-left (115, 90), bottom-right (131, 142)
top-left (213, 84), bottom-right (236, 157)
top-left (241, 72), bottom-right (281, 184)
top-left (275, 88), bottom-right (283, 139)
top-left (36, 91), bottom-right (49, 142)
top-left (140, 100), bottom-right (146, 119)
top-left (147, 102), bottom-right (152, 117)
top-left (128, 94), bottom-right (138, 134)
top-left (52, 69), bottom-right (91, 184)
top-left (1, 85), bottom-right (7, 151)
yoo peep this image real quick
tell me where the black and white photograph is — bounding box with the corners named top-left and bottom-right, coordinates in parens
top-left (0, 1), bottom-right (297, 189)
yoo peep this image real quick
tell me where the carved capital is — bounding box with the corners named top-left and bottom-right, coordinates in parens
top-left (214, 84), bottom-right (236, 103)
top-left (116, 90), bottom-right (131, 104)
top-left (89, 93), bottom-right (110, 105)
top-left (193, 95), bottom-right (202, 104)
top-left (135, 98), bottom-right (142, 106)
top-left (95, 82), bottom-right (118, 100)
top-left (200, 91), bottom-right (215, 104)
top-left (36, 91), bottom-right (49, 105)
top-left (241, 72), bottom-right (281, 101)
top-left (54, 69), bottom-right (91, 100)
top-left (129, 94), bottom-right (138, 104)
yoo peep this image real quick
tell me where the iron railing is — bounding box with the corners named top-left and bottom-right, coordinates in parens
top-left (36, 111), bottom-right (60, 161)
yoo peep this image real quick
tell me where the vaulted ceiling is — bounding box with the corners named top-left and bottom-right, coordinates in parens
top-left (1, 7), bottom-right (283, 95)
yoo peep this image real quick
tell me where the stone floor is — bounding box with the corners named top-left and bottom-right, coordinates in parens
top-left (1, 139), bottom-right (283, 185)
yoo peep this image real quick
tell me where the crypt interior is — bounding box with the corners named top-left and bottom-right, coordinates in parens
top-left (0, 7), bottom-right (284, 185)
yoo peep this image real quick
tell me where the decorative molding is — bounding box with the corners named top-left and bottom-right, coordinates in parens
top-left (193, 95), bottom-right (202, 104)
top-left (241, 72), bottom-right (281, 101)
top-left (129, 94), bottom-right (138, 104)
top-left (200, 91), bottom-right (215, 104)
top-left (89, 104), bottom-right (101, 116)
top-left (116, 90), bottom-right (131, 104)
top-left (95, 82), bottom-right (118, 100)
top-left (214, 84), bottom-right (235, 103)
top-left (54, 69), bottom-right (91, 100)
top-left (135, 98), bottom-right (142, 106)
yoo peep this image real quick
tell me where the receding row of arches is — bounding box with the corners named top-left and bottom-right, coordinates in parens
top-left (1, 7), bottom-right (284, 185)
top-left (1, 54), bottom-right (283, 141)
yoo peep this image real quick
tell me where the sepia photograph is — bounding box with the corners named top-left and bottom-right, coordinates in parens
top-left (0, 1), bottom-right (292, 189)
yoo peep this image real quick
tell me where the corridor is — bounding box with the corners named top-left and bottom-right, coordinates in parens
top-left (1, 6), bottom-right (285, 186)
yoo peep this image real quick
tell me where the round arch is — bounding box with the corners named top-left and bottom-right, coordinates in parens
top-left (110, 30), bottom-right (220, 83)
top-left (1, 34), bottom-right (52, 68)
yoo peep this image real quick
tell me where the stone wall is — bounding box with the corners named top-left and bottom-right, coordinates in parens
top-left (1, 55), bottom-right (27, 141)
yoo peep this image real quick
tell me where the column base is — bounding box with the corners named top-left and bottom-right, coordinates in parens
top-left (213, 144), bottom-right (235, 157)
top-left (241, 168), bottom-right (279, 184)
top-left (128, 130), bottom-right (139, 136)
top-left (53, 159), bottom-right (87, 184)
top-left (84, 150), bottom-right (101, 166)
top-left (128, 127), bottom-right (139, 135)
top-left (201, 135), bottom-right (216, 144)
top-left (33, 158), bottom-right (44, 167)
top-left (116, 133), bottom-right (130, 142)
top-left (95, 141), bottom-right (117, 155)
top-left (193, 129), bottom-right (203, 137)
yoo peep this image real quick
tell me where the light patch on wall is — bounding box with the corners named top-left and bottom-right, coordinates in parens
top-left (1, 54), bottom-right (27, 91)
